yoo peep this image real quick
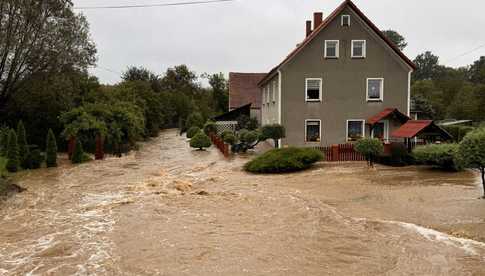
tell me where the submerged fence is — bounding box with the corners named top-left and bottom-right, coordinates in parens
top-left (314, 143), bottom-right (365, 162)
top-left (209, 133), bottom-right (230, 158)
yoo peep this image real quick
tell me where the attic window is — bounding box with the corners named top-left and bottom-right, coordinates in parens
top-left (341, 15), bottom-right (350, 26)
top-left (352, 40), bottom-right (366, 58)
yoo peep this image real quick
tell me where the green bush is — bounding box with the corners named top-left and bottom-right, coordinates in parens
top-left (203, 121), bottom-right (217, 135)
top-left (0, 157), bottom-right (7, 177)
top-left (0, 129), bottom-right (9, 157)
top-left (222, 132), bottom-right (237, 145)
top-left (185, 113), bottom-right (204, 130)
top-left (355, 138), bottom-right (384, 167)
top-left (17, 121), bottom-right (29, 168)
top-left (220, 130), bottom-right (234, 141)
top-left (244, 147), bottom-right (323, 174)
top-left (187, 126), bottom-right (201, 139)
top-left (261, 124), bottom-right (286, 148)
top-left (71, 140), bottom-right (87, 164)
top-left (443, 125), bottom-right (475, 142)
top-left (458, 128), bottom-right (485, 198)
top-left (28, 148), bottom-right (44, 169)
top-left (413, 143), bottom-right (463, 171)
top-left (190, 132), bottom-right (211, 150)
top-left (240, 130), bottom-right (259, 145)
top-left (246, 117), bottom-right (259, 131)
top-left (6, 130), bottom-right (19, 173)
top-left (46, 129), bottom-right (58, 168)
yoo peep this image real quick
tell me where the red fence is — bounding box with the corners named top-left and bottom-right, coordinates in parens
top-left (209, 133), bottom-right (230, 157)
top-left (314, 143), bottom-right (365, 162)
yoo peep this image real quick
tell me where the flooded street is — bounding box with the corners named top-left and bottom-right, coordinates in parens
top-left (1, 129), bottom-right (485, 275)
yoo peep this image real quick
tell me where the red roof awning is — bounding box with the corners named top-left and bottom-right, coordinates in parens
top-left (367, 108), bottom-right (410, 125)
top-left (391, 120), bottom-right (435, 138)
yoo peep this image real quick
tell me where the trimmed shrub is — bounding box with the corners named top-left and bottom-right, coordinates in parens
top-left (0, 157), bottom-right (7, 177)
top-left (6, 130), bottom-right (19, 172)
top-left (220, 130), bottom-right (234, 141)
top-left (413, 143), bottom-right (463, 171)
top-left (203, 121), bottom-right (217, 135)
top-left (0, 129), bottom-right (9, 157)
top-left (355, 138), bottom-right (384, 167)
top-left (17, 121), bottom-right (29, 168)
top-left (46, 129), bottom-right (58, 168)
top-left (28, 148), bottom-right (44, 169)
top-left (244, 147), bottom-right (323, 174)
top-left (190, 132), bottom-right (211, 150)
top-left (240, 130), bottom-right (259, 145)
top-left (223, 132), bottom-right (237, 145)
top-left (443, 125), bottom-right (475, 143)
top-left (185, 113), bottom-right (204, 130)
top-left (187, 126), bottom-right (201, 139)
top-left (261, 124), bottom-right (286, 148)
top-left (458, 128), bottom-right (485, 198)
top-left (71, 140), bottom-right (86, 164)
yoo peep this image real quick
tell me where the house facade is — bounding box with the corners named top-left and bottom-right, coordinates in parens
top-left (259, 0), bottom-right (416, 147)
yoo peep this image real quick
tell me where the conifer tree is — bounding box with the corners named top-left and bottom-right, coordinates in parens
top-left (71, 140), bottom-right (85, 164)
top-left (17, 121), bottom-right (29, 168)
top-left (46, 129), bottom-right (58, 168)
top-left (6, 130), bottom-right (19, 172)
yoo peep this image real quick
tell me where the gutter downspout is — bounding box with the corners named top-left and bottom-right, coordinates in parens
top-left (278, 70), bottom-right (283, 149)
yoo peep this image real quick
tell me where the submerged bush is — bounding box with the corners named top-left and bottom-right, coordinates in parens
top-left (28, 148), bottom-right (44, 169)
top-left (458, 128), bottom-right (485, 198)
top-left (413, 143), bottom-right (463, 171)
top-left (222, 132), bottom-right (237, 145)
top-left (190, 132), bottom-right (211, 150)
top-left (203, 121), bottom-right (217, 135)
top-left (46, 129), bottom-right (58, 168)
top-left (244, 147), bottom-right (323, 174)
top-left (355, 138), bottom-right (384, 167)
top-left (72, 140), bottom-right (87, 164)
top-left (187, 126), bottom-right (201, 139)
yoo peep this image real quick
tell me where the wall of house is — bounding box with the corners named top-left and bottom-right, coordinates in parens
top-left (261, 74), bottom-right (280, 126)
top-left (279, 6), bottom-right (411, 147)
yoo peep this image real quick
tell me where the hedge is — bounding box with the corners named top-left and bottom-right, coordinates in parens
top-left (244, 147), bottom-right (323, 174)
top-left (413, 143), bottom-right (463, 171)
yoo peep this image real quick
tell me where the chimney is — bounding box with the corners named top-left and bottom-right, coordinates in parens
top-left (313, 12), bottom-right (323, 29)
top-left (306, 20), bottom-right (312, 37)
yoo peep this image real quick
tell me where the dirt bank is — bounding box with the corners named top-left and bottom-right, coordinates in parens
top-left (1, 129), bottom-right (484, 275)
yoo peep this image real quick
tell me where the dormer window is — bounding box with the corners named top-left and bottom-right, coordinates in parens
top-left (352, 40), bottom-right (366, 58)
top-left (341, 15), bottom-right (350, 26)
top-left (324, 40), bottom-right (339, 58)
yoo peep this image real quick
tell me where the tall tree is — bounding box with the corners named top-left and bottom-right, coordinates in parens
top-left (0, 0), bottom-right (97, 110)
top-left (469, 56), bottom-right (485, 84)
top-left (160, 65), bottom-right (199, 94)
top-left (413, 51), bottom-right (440, 82)
top-left (382, 30), bottom-right (408, 50)
top-left (121, 66), bottom-right (161, 92)
top-left (206, 73), bottom-right (228, 113)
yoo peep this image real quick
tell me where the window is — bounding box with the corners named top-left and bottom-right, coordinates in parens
top-left (366, 78), bottom-right (384, 101)
top-left (347, 120), bottom-right (365, 142)
top-left (371, 121), bottom-right (389, 142)
top-left (352, 40), bottom-right (366, 58)
top-left (324, 40), bottom-right (339, 58)
top-left (305, 78), bottom-right (322, 102)
top-left (272, 81), bottom-right (277, 103)
top-left (341, 15), bottom-right (350, 26)
top-left (305, 120), bottom-right (321, 142)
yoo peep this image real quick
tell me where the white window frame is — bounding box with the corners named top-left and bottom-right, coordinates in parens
top-left (371, 120), bottom-right (390, 142)
top-left (341, 15), bottom-right (350, 26)
top-left (351, 40), bottom-right (366, 58)
top-left (305, 78), bottom-right (323, 102)
top-left (324, 40), bottom-right (339, 58)
top-left (346, 119), bottom-right (366, 142)
top-left (305, 119), bottom-right (322, 143)
top-left (366, 78), bottom-right (384, 102)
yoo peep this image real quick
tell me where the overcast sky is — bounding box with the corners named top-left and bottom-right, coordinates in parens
top-left (72, 0), bottom-right (485, 85)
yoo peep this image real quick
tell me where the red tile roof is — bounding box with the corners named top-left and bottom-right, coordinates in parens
top-left (229, 72), bottom-right (266, 110)
top-left (391, 120), bottom-right (434, 138)
top-left (367, 108), bottom-right (410, 125)
top-left (258, 0), bottom-right (416, 87)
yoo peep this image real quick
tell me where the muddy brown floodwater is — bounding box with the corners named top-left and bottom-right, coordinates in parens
top-left (1, 129), bottom-right (485, 275)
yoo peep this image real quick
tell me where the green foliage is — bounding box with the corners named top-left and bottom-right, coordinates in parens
top-left (442, 125), bottom-right (475, 142)
top-left (190, 132), bottom-right (211, 150)
top-left (46, 129), bottom-right (58, 168)
top-left (206, 73), bottom-right (228, 113)
top-left (16, 121), bottom-right (29, 168)
top-left (72, 140), bottom-right (87, 164)
top-left (413, 51), bottom-right (440, 82)
top-left (220, 130), bottom-right (234, 140)
top-left (246, 117), bottom-right (259, 131)
top-left (0, 157), bottom-right (7, 177)
top-left (6, 130), bottom-right (19, 172)
top-left (203, 121), bottom-right (217, 135)
top-left (469, 56), bottom-right (485, 84)
top-left (261, 124), bottom-right (286, 148)
top-left (459, 128), bottom-right (485, 170)
top-left (355, 138), bottom-right (384, 166)
top-left (236, 115), bottom-right (250, 130)
top-left (0, 128), bottom-right (9, 157)
top-left (185, 113), bottom-right (205, 130)
top-left (239, 130), bottom-right (259, 145)
top-left (244, 147), bottom-right (323, 174)
top-left (187, 127), bottom-right (201, 139)
top-left (28, 148), bottom-right (44, 169)
top-left (413, 144), bottom-right (463, 171)
top-left (382, 30), bottom-right (407, 50)
top-left (222, 132), bottom-right (237, 145)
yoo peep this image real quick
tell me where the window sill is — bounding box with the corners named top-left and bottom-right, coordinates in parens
top-left (351, 56), bottom-right (366, 59)
top-left (367, 99), bottom-right (383, 103)
top-left (306, 99), bottom-right (322, 103)
top-left (324, 57), bottom-right (339, 59)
